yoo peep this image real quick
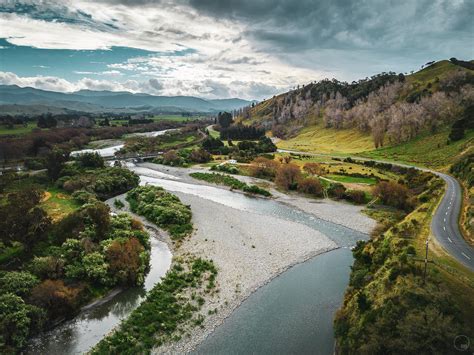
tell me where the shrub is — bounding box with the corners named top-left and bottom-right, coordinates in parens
top-left (189, 148), bottom-right (211, 163)
top-left (75, 152), bottom-right (105, 168)
top-left (82, 252), bottom-right (111, 285)
top-left (345, 190), bottom-right (367, 204)
top-left (297, 178), bottom-right (324, 197)
top-left (249, 157), bottom-right (280, 179)
top-left (275, 163), bottom-right (301, 190)
top-left (0, 293), bottom-right (32, 350)
top-left (72, 190), bottom-right (97, 205)
top-left (0, 271), bottom-right (40, 297)
top-left (126, 186), bottom-right (192, 239)
top-left (30, 280), bottom-right (83, 318)
top-left (373, 181), bottom-right (412, 211)
top-left (114, 199), bottom-right (125, 209)
top-left (29, 256), bottom-right (65, 279)
top-left (303, 162), bottom-right (327, 176)
top-left (327, 183), bottom-right (346, 199)
top-left (106, 237), bottom-right (147, 286)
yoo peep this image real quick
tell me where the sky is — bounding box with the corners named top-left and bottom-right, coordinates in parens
top-left (0, 0), bottom-right (473, 100)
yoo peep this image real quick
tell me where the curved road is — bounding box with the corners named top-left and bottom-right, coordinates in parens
top-left (278, 149), bottom-right (474, 272)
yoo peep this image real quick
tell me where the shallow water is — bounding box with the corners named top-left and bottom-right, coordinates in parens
top-left (139, 173), bottom-right (367, 248)
top-left (194, 248), bottom-right (353, 355)
top-left (26, 238), bottom-right (172, 355)
top-left (70, 129), bottom-right (173, 158)
top-left (27, 162), bottom-right (365, 354)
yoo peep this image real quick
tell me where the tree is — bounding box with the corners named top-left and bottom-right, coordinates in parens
top-left (217, 112), bottom-right (233, 128)
top-left (30, 280), bottom-right (82, 318)
top-left (106, 237), bottom-right (145, 286)
top-left (45, 148), bottom-right (69, 181)
top-left (0, 188), bottom-right (51, 249)
top-left (76, 152), bottom-right (104, 168)
top-left (275, 163), bottom-right (301, 190)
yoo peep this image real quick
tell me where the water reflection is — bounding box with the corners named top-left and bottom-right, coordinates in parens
top-left (26, 238), bottom-right (172, 355)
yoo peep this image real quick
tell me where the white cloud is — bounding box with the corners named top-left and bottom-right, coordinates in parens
top-left (0, 0), bottom-right (329, 99)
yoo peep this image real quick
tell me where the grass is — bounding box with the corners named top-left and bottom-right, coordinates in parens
top-left (326, 174), bottom-right (377, 185)
top-left (0, 122), bottom-right (39, 136)
top-left (91, 257), bottom-right (217, 354)
top-left (207, 125), bottom-right (220, 139)
top-left (277, 123), bottom-right (375, 154)
top-left (360, 129), bottom-right (474, 170)
top-left (40, 187), bottom-right (80, 221)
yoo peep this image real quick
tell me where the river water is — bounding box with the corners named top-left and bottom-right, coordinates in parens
top-left (26, 238), bottom-right (172, 354)
top-left (28, 143), bottom-right (366, 354)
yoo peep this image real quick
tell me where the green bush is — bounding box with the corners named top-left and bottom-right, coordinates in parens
top-left (190, 172), bottom-right (271, 197)
top-left (0, 271), bottom-right (39, 297)
top-left (91, 258), bottom-right (217, 354)
top-left (126, 186), bottom-right (193, 240)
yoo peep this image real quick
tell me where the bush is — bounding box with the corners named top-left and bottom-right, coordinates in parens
top-left (327, 183), bottom-right (346, 199)
top-left (345, 190), bottom-right (367, 204)
top-left (275, 163), bottom-right (301, 190)
top-left (210, 163), bottom-right (239, 174)
top-left (29, 256), bottom-right (65, 279)
top-left (373, 181), bottom-right (413, 211)
top-left (114, 199), bottom-right (125, 209)
top-left (297, 178), bottom-right (324, 197)
top-left (0, 293), bottom-right (32, 350)
top-left (106, 237), bottom-right (147, 286)
top-left (0, 271), bottom-right (39, 297)
top-left (72, 190), bottom-right (97, 205)
top-left (30, 280), bottom-right (83, 318)
top-left (75, 152), bottom-right (105, 168)
top-left (126, 186), bottom-right (192, 240)
top-left (248, 157), bottom-right (280, 179)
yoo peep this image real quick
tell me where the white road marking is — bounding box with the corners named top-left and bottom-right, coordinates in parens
top-left (448, 237), bottom-right (452, 243)
top-left (444, 218), bottom-right (446, 222)
top-left (443, 226), bottom-right (446, 231)
top-left (461, 252), bottom-right (471, 260)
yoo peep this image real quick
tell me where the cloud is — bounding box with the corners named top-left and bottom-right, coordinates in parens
top-left (1, 0), bottom-right (472, 99)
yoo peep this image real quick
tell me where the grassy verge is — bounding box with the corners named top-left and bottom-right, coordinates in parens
top-left (335, 173), bottom-right (474, 353)
top-left (189, 172), bottom-right (271, 197)
top-left (91, 257), bottom-right (217, 354)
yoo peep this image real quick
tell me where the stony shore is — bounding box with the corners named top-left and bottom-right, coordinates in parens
top-left (120, 163), bottom-right (374, 354)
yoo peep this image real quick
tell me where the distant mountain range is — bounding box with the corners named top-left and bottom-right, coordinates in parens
top-left (0, 85), bottom-right (254, 115)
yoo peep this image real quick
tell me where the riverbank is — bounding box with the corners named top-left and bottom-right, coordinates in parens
top-left (156, 193), bottom-right (338, 353)
top-left (120, 162), bottom-right (373, 353)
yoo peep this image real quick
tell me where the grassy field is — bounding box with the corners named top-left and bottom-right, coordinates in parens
top-left (278, 124), bottom-right (375, 154)
top-left (40, 187), bottom-right (79, 221)
top-left (0, 122), bottom-right (39, 136)
top-left (326, 174), bottom-right (377, 185)
top-left (360, 129), bottom-right (474, 170)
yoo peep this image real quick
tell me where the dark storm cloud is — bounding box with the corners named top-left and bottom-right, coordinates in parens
top-left (188, 0), bottom-right (474, 54)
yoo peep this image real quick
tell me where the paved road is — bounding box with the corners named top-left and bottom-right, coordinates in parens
top-left (431, 172), bottom-right (474, 271)
top-left (277, 149), bottom-right (474, 272)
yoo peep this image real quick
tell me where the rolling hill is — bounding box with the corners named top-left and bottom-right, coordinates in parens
top-left (241, 58), bottom-right (474, 168)
top-left (0, 85), bottom-right (253, 114)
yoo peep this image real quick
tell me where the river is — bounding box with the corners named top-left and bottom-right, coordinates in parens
top-left (29, 139), bottom-right (366, 354)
